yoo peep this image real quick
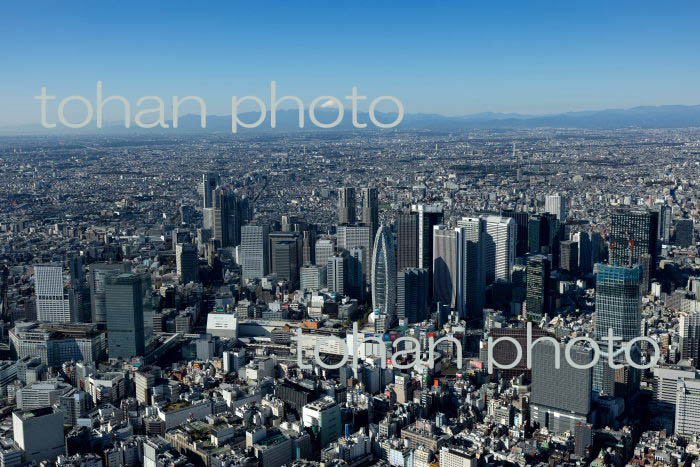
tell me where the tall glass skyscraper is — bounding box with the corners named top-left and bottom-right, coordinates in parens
top-left (609, 209), bottom-right (658, 268)
top-left (371, 225), bottom-right (396, 314)
top-left (456, 217), bottom-right (485, 322)
top-left (593, 264), bottom-right (643, 398)
top-left (105, 273), bottom-right (145, 359)
top-left (594, 264), bottom-right (643, 341)
top-left (526, 254), bottom-right (551, 322)
top-left (338, 187), bottom-right (356, 225)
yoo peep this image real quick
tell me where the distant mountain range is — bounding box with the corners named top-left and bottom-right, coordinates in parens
top-left (4, 104), bottom-right (700, 134)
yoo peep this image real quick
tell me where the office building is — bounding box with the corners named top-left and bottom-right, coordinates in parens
top-left (502, 208), bottom-right (529, 257)
top-left (397, 268), bottom-right (429, 324)
top-left (545, 194), bottom-right (568, 221)
top-left (336, 225), bottom-right (371, 284)
top-left (609, 208), bottom-right (658, 269)
top-left (439, 445), bottom-right (477, 467)
top-left (675, 219), bottom-right (694, 247)
top-left (652, 366), bottom-right (697, 413)
top-left (361, 186), bottom-right (379, 241)
top-left (371, 225), bottom-right (396, 314)
top-left (175, 243), bottom-right (199, 284)
top-left (9, 322), bottom-right (106, 367)
top-left (676, 378), bottom-right (700, 436)
top-left (338, 187), bottom-right (356, 225)
top-left (654, 203), bottom-right (672, 244)
top-left (315, 237), bottom-right (336, 269)
top-left (269, 232), bottom-right (302, 289)
top-left (88, 263), bottom-right (130, 326)
top-left (456, 218), bottom-right (485, 321)
top-left (241, 225), bottom-right (270, 281)
top-left (432, 225), bottom-right (459, 310)
top-left (212, 187), bottom-right (243, 248)
top-left (531, 341), bottom-right (592, 434)
top-left (594, 264), bottom-right (643, 341)
top-left (34, 265), bottom-right (73, 323)
top-left (201, 172), bottom-right (220, 210)
top-left (526, 255), bottom-right (551, 322)
top-left (412, 204), bottom-right (444, 298)
top-left (481, 215), bottom-right (516, 284)
top-left (680, 309), bottom-right (700, 364)
top-left (396, 213), bottom-right (419, 271)
top-left (573, 231), bottom-right (592, 274)
top-left (13, 408), bottom-right (65, 463)
top-left (105, 273), bottom-right (146, 359)
top-left (16, 381), bottom-right (72, 411)
top-left (560, 240), bottom-right (579, 274)
top-left (302, 398), bottom-right (342, 448)
top-left (300, 264), bottom-right (326, 291)
top-left (327, 252), bottom-right (349, 296)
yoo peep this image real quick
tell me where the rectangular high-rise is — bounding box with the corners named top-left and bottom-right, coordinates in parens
top-left (105, 273), bottom-right (145, 359)
top-left (201, 172), bottom-right (220, 209)
top-left (654, 204), bottom-right (672, 244)
top-left (89, 263), bottom-right (130, 326)
top-left (412, 204), bottom-right (444, 272)
top-left (559, 240), bottom-right (579, 275)
top-left (13, 408), bottom-right (65, 463)
top-left (502, 209), bottom-right (529, 258)
top-left (241, 225), bottom-right (270, 281)
top-left (361, 186), bottom-right (379, 240)
top-left (609, 208), bottom-right (658, 269)
top-left (397, 268), bottom-right (429, 324)
top-left (594, 264), bottom-right (643, 342)
top-left (34, 265), bottom-right (73, 323)
top-left (338, 187), bottom-right (356, 225)
top-left (269, 232), bottom-right (302, 289)
top-left (676, 378), bottom-right (700, 436)
top-left (212, 187), bottom-right (242, 248)
top-left (315, 238), bottom-right (336, 269)
top-left (545, 194), bottom-right (568, 221)
top-left (456, 218), bottom-right (485, 322)
top-left (336, 225), bottom-right (371, 284)
top-left (481, 215), bottom-right (516, 284)
top-left (396, 213), bottom-right (419, 271)
top-left (675, 219), bottom-right (694, 247)
top-left (432, 225), bottom-right (458, 310)
top-left (526, 255), bottom-right (551, 322)
top-left (327, 253), bottom-right (348, 296)
top-left (531, 340), bottom-right (592, 434)
top-left (176, 243), bottom-right (199, 284)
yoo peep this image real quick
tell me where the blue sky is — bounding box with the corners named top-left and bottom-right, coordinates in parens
top-left (1, 1), bottom-right (699, 125)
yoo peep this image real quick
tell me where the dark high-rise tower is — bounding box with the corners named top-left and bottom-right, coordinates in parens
top-left (361, 187), bottom-right (379, 239)
top-left (338, 187), bottom-right (356, 225)
top-left (412, 204), bottom-right (443, 302)
top-left (397, 268), bottom-right (429, 324)
top-left (654, 204), bottom-right (672, 244)
top-left (675, 219), bottom-right (694, 247)
top-left (432, 225), bottom-right (458, 310)
top-left (201, 172), bottom-right (220, 209)
top-left (559, 240), bottom-right (579, 275)
top-left (609, 209), bottom-right (658, 268)
top-left (456, 218), bottom-right (485, 322)
top-left (269, 232), bottom-right (302, 289)
top-left (105, 273), bottom-right (145, 359)
top-left (526, 255), bottom-right (550, 322)
top-left (396, 213), bottom-right (419, 271)
top-left (502, 208), bottom-right (529, 257)
top-left (212, 187), bottom-right (242, 248)
top-left (594, 264), bottom-right (642, 342)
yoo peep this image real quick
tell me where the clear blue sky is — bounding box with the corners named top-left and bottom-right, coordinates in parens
top-left (1, 1), bottom-right (699, 125)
